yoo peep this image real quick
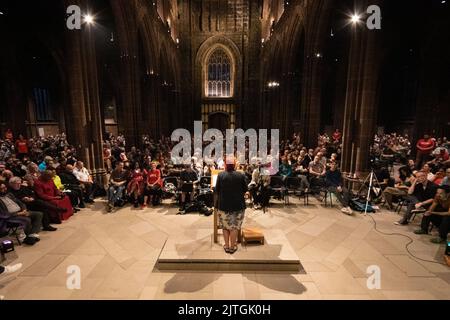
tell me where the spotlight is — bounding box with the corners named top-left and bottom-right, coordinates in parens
top-left (84, 14), bottom-right (94, 25)
top-left (351, 14), bottom-right (361, 24)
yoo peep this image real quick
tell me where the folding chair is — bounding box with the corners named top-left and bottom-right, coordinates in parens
top-left (285, 177), bottom-right (309, 206)
top-left (6, 221), bottom-right (23, 245)
top-left (322, 189), bottom-right (334, 207)
top-left (270, 176), bottom-right (288, 205)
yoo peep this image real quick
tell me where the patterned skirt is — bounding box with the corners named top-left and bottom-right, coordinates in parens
top-left (218, 209), bottom-right (245, 231)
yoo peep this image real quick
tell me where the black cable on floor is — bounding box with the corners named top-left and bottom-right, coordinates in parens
top-left (365, 213), bottom-right (447, 266)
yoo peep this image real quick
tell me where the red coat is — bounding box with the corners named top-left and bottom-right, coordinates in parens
top-left (34, 178), bottom-right (73, 223)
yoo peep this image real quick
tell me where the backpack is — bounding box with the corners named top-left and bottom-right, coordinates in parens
top-left (350, 198), bottom-right (375, 213)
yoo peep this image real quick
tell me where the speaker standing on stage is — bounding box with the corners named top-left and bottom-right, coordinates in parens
top-left (215, 157), bottom-right (248, 254)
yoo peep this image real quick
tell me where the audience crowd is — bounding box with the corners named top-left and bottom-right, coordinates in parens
top-left (0, 128), bottom-right (449, 249)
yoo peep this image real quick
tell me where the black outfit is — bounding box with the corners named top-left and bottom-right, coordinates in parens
top-left (180, 170), bottom-right (198, 193)
top-left (420, 214), bottom-right (449, 240)
top-left (400, 182), bottom-right (437, 224)
top-left (11, 166), bottom-right (26, 178)
top-left (374, 167), bottom-right (392, 188)
top-left (419, 199), bottom-right (450, 240)
top-left (59, 171), bottom-right (85, 208)
top-left (11, 187), bottom-right (54, 229)
top-left (302, 155), bottom-right (313, 168)
top-left (325, 169), bottom-right (351, 207)
top-left (215, 171), bottom-right (248, 212)
top-left (0, 193), bottom-right (43, 235)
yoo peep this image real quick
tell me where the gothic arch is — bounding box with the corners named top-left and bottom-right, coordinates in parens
top-left (195, 36), bottom-right (242, 100)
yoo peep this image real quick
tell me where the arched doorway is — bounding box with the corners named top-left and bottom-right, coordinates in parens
top-left (208, 112), bottom-right (230, 132)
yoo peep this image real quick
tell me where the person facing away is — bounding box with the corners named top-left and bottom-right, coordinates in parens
top-left (215, 156), bottom-right (248, 254)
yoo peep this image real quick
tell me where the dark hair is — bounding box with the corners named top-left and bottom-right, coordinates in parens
top-left (438, 185), bottom-right (450, 193)
top-left (399, 166), bottom-right (412, 180)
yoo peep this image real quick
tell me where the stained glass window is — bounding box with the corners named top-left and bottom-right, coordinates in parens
top-left (206, 49), bottom-right (232, 97)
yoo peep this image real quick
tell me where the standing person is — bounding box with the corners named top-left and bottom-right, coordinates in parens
top-left (15, 135), bottom-right (29, 160)
top-left (416, 134), bottom-right (436, 169)
top-left (215, 156), bottom-right (248, 254)
top-left (332, 129), bottom-right (342, 143)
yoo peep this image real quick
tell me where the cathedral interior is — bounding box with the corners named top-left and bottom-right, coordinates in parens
top-left (0, 0), bottom-right (449, 302)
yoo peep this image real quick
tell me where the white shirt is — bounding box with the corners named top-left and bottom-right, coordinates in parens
top-left (73, 167), bottom-right (90, 183)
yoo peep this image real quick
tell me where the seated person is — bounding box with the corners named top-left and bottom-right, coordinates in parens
top-left (428, 148), bottom-right (450, 168)
top-left (106, 162), bottom-right (129, 212)
top-left (278, 157), bottom-right (293, 179)
top-left (127, 162), bottom-right (147, 208)
top-left (0, 182), bottom-right (42, 245)
top-left (34, 170), bottom-right (73, 224)
top-left (432, 168), bottom-right (446, 186)
top-left (407, 159), bottom-right (417, 172)
top-left (395, 171), bottom-right (437, 226)
top-left (414, 185), bottom-right (450, 244)
top-left (179, 164), bottom-right (198, 211)
top-left (309, 156), bottom-right (326, 190)
top-left (8, 176), bottom-right (57, 231)
top-left (38, 156), bottom-right (53, 172)
top-left (295, 151), bottom-right (310, 175)
top-left (441, 168), bottom-right (450, 187)
top-left (383, 166), bottom-right (413, 210)
top-left (58, 165), bottom-right (85, 210)
top-left (373, 162), bottom-right (391, 189)
top-left (421, 163), bottom-right (435, 182)
top-left (325, 162), bottom-right (353, 215)
top-left (144, 162), bottom-right (162, 207)
top-left (73, 161), bottom-right (99, 204)
top-left (248, 164), bottom-right (271, 210)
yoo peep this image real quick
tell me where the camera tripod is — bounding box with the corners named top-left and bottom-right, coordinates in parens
top-left (357, 169), bottom-right (383, 215)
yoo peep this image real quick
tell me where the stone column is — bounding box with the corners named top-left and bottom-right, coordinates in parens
top-left (64, 0), bottom-right (106, 186)
top-left (111, 0), bottom-right (142, 147)
top-left (0, 46), bottom-right (27, 136)
top-left (300, 55), bottom-right (322, 147)
top-left (341, 10), bottom-right (381, 176)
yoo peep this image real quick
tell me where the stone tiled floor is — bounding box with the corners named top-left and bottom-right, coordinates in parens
top-left (0, 197), bottom-right (449, 300)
